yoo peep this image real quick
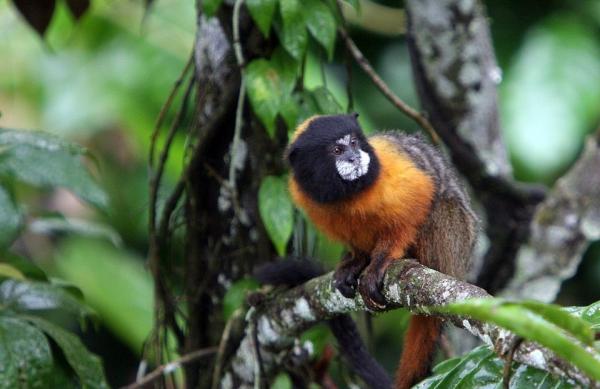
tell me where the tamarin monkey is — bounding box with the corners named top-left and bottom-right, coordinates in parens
top-left (285, 114), bottom-right (478, 389)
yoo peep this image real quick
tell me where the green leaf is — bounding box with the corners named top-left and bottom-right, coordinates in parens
top-left (271, 373), bottom-right (292, 389)
top-left (304, 0), bottom-right (337, 59)
top-left (279, 0), bottom-right (308, 59)
top-left (566, 300), bottom-right (600, 331)
top-left (203, 0), bottom-right (224, 17)
top-left (501, 16), bottom-right (600, 181)
top-left (246, 59), bottom-right (281, 136)
top-left (434, 298), bottom-right (600, 382)
top-left (223, 278), bottom-right (259, 320)
top-left (271, 47), bottom-right (299, 96)
top-left (0, 316), bottom-right (54, 388)
top-left (0, 129), bottom-right (108, 209)
top-left (514, 300), bottom-right (594, 345)
top-left (53, 237), bottom-right (153, 353)
top-left (310, 86), bottom-right (343, 114)
top-left (0, 186), bottom-right (22, 249)
top-left (0, 279), bottom-right (95, 327)
top-left (416, 346), bottom-right (572, 389)
top-left (280, 94), bottom-right (300, 131)
top-left (246, 0), bottom-right (277, 36)
top-left (25, 316), bottom-right (109, 389)
top-left (258, 175), bottom-right (294, 256)
top-left (0, 253), bottom-right (48, 281)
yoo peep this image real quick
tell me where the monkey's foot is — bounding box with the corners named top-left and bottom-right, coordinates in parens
top-left (358, 271), bottom-right (387, 311)
top-left (333, 265), bottom-right (359, 298)
top-left (333, 253), bottom-right (369, 299)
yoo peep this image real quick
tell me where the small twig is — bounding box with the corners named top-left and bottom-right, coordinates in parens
top-left (122, 347), bottom-right (218, 389)
top-left (229, 0), bottom-right (246, 195)
top-left (211, 310), bottom-right (243, 389)
top-left (149, 74), bottom-right (196, 235)
top-left (149, 54), bottom-right (195, 169)
top-left (338, 27), bottom-right (441, 144)
top-left (503, 337), bottom-right (523, 389)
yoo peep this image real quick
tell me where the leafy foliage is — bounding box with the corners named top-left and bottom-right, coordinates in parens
top-left (0, 128), bottom-right (109, 386)
top-left (416, 346), bottom-right (572, 388)
top-left (433, 298), bottom-right (600, 382)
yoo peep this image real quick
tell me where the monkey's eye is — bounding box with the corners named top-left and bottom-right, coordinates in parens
top-left (333, 145), bottom-right (343, 155)
top-left (350, 137), bottom-right (358, 147)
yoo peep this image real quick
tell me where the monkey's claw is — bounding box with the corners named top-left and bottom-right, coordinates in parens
top-left (333, 267), bottom-right (358, 298)
top-left (358, 273), bottom-right (387, 311)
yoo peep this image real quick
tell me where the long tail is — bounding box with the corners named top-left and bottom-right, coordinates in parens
top-left (255, 259), bottom-right (393, 389)
top-left (395, 315), bottom-right (442, 389)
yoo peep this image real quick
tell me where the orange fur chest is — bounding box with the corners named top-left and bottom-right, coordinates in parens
top-left (289, 136), bottom-right (435, 255)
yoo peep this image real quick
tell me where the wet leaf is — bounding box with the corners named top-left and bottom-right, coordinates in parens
top-left (25, 316), bottom-right (109, 389)
top-left (0, 279), bottom-right (95, 326)
top-left (0, 316), bottom-right (54, 388)
top-left (0, 129), bottom-right (108, 209)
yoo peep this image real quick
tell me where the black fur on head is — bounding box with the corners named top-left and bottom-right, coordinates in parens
top-left (286, 114), bottom-right (380, 203)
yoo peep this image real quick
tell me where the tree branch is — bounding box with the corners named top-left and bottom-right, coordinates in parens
top-left (503, 130), bottom-right (600, 301)
top-left (222, 260), bottom-right (595, 388)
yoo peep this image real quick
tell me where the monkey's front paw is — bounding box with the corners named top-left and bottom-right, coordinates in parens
top-left (358, 273), bottom-right (387, 311)
top-left (333, 267), bottom-right (358, 299)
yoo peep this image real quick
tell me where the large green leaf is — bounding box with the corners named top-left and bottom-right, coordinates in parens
top-left (53, 237), bottom-right (153, 353)
top-left (246, 50), bottom-right (298, 137)
top-left (416, 346), bottom-right (572, 388)
top-left (0, 279), bottom-right (95, 326)
top-left (0, 186), bottom-right (22, 250)
top-left (246, 0), bottom-right (277, 37)
top-left (434, 298), bottom-right (600, 382)
top-left (25, 316), bottom-right (109, 389)
top-left (258, 175), bottom-right (294, 256)
top-left (279, 0), bottom-right (307, 59)
top-left (501, 16), bottom-right (600, 181)
top-left (0, 129), bottom-right (107, 209)
top-left (0, 316), bottom-right (54, 388)
top-left (246, 59), bottom-right (281, 136)
top-left (309, 86), bottom-right (343, 114)
top-left (303, 0), bottom-right (337, 59)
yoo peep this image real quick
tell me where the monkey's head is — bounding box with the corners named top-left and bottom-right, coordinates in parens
top-left (286, 114), bottom-right (380, 203)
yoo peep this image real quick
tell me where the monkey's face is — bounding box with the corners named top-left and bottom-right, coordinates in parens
top-left (331, 134), bottom-right (371, 181)
top-left (286, 114), bottom-right (380, 203)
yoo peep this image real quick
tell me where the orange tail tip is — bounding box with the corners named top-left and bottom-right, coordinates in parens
top-left (395, 315), bottom-right (442, 389)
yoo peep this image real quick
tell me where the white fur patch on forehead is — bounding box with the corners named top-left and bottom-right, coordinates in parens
top-left (336, 149), bottom-right (370, 181)
top-left (336, 135), bottom-right (351, 146)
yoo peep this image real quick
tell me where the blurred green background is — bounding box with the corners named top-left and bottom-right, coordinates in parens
top-left (1, 0), bottom-right (599, 385)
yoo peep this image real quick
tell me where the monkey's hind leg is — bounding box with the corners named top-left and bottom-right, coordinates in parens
top-left (333, 250), bottom-right (370, 299)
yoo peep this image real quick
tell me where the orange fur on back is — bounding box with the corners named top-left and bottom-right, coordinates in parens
top-left (289, 135), bottom-right (435, 257)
